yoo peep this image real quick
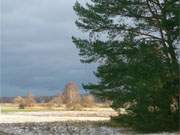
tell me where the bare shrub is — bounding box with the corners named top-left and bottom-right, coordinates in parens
top-left (81, 95), bottom-right (95, 107)
top-left (66, 103), bottom-right (82, 110)
top-left (62, 82), bottom-right (81, 106)
top-left (49, 95), bottom-right (63, 107)
top-left (19, 103), bottom-right (26, 109)
top-left (13, 96), bottom-right (25, 105)
top-left (25, 91), bottom-right (36, 107)
top-left (46, 100), bottom-right (55, 108)
top-left (13, 96), bottom-right (26, 109)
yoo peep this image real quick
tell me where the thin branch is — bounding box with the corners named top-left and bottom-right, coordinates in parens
top-left (146, 0), bottom-right (171, 61)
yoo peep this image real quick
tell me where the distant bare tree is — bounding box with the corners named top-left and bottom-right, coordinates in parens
top-left (62, 82), bottom-right (81, 105)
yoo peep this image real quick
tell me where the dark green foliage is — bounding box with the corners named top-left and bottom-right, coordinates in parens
top-left (73, 0), bottom-right (180, 132)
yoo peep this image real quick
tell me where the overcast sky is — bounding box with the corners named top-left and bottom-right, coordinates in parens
top-left (1, 0), bottom-right (97, 97)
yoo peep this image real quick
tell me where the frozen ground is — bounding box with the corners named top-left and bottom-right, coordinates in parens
top-left (0, 122), bottom-right (179, 135)
top-left (0, 122), bottom-right (132, 135)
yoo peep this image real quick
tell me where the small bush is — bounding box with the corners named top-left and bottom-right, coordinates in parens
top-left (19, 103), bottom-right (25, 109)
top-left (13, 96), bottom-right (25, 105)
top-left (25, 91), bottom-right (36, 107)
top-left (66, 103), bottom-right (82, 110)
top-left (81, 95), bottom-right (95, 107)
top-left (48, 95), bottom-right (63, 107)
top-left (14, 96), bottom-right (26, 109)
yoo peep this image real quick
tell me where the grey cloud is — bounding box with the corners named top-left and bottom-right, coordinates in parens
top-left (1, 0), bottom-right (96, 97)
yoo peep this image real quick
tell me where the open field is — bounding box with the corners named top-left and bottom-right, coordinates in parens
top-left (0, 104), bottom-right (179, 134)
top-left (0, 104), bottom-right (123, 134)
top-left (0, 103), bottom-right (112, 112)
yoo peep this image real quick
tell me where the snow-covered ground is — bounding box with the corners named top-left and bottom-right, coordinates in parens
top-left (0, 115), bottom-right (110, 123)
top-left (0, 110), bottom-right (117, 123)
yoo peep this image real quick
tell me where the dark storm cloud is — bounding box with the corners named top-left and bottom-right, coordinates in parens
top-left (1, 0), bottom-right (97, 97)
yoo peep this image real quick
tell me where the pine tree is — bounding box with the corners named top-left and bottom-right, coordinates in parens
top-left (73, 0), bottom-right (179, 132)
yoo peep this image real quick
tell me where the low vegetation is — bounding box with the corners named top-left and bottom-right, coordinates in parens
top-left (4, 82), bottom-right (108, 112)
